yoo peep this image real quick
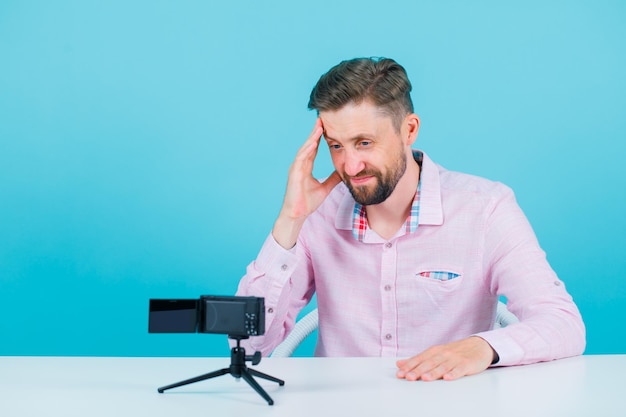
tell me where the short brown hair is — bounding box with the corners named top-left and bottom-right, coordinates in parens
top-left (308, 57), bottom-right (414, 131)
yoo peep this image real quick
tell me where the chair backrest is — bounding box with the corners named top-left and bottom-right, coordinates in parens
top-left (271, 309), bottom-right (319, 358)
top-left (271, 301), bottom-right (518, 357)
top-left (494, 300), bottom-right (519, 328)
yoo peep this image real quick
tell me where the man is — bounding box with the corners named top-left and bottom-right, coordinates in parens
top-left (236, 57), bottom-right (585, 381)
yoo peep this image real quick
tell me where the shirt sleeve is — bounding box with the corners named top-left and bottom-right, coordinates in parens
top-left (474, 187), bottom-right (586, 366)
top-left (235, 233), bottom-right (315, 356)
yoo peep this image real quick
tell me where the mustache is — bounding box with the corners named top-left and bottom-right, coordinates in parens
top-left (345, 169), bottom-right (379, 180)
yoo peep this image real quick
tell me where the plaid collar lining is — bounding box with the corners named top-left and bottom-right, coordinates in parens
top-left (351, 151), bottom-right (423, 242)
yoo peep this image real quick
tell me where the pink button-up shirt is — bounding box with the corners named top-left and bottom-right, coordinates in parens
top-left (237, 151), bottom-right (585, 366)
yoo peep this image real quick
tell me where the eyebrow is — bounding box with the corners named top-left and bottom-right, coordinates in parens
top-left (323, 132), bottom-right (376, 144)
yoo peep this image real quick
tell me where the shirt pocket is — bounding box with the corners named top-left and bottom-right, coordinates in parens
top-left (398, 266), bottom-right (465, 312)
top-left (414, 267), bottom-right (464, 289)
top-left (416, 271), bottom-right (461, 281)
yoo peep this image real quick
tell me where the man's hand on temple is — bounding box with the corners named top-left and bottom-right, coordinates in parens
top-left (272, 118), bottom-right (341, 249)
top-left (396, 336), bottom-right (496, 381)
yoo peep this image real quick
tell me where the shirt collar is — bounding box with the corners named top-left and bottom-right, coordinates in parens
top-left (335, 150), bottom-right (444, 237)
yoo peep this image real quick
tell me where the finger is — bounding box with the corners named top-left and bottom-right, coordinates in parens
top-left (407, 354), bottom-right (481, 382)
top-left (395, 359), bottom-right (409, 377)
top-left (295, 119), bottom-right (323, 159)
top-left (419, 360), bottom-right (456, 381)
top-left (406, 358), bottom-right (443, 381)
top-left (396, 355), bottom-right (426, 379)
top-left (396, 349), bottom-right (450, 381)
top-left (396, 358), bottom-right (409, 368)
top-left (442, 368), bottom-right (462, 381)
top-left (396, 352), bottom-right (428, 373)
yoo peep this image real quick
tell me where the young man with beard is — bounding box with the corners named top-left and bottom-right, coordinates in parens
top-left (236, 57), bottom-right (585, 381)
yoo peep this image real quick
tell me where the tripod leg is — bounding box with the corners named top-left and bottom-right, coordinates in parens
top-left (157, 368), bottom-right (229, 393)
top-left (248, 368), bottom-right (285, 386)
top-left (240, 369), bottom-right (276, 405)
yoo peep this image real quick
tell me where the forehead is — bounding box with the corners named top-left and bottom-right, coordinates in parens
top-left (320, 101), bottom-right (395, 141)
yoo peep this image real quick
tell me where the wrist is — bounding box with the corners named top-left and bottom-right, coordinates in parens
top-left (272, 215), bottom-right (306, 250)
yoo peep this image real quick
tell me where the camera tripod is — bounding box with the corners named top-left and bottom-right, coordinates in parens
top-left (157, 336), bottom-right (285, 405)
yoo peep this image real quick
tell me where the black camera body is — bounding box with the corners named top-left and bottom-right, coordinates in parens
top-left (149, 295), bottom-right (265, 338)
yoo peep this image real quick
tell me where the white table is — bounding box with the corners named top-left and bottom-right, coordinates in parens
top-left (1, 355), bottom-right (624, 416)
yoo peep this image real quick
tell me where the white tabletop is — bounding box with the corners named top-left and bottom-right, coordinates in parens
top-left (1, 355), bottom-right (624, 417)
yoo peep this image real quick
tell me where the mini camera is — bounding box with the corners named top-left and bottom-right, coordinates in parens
top-left (148, 295), bottom-right (265, 337)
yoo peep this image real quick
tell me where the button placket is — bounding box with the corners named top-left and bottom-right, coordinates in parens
top-left (380, 240), bottom-right (398, 355)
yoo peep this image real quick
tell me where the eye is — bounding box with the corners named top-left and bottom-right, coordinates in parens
top-left (359, 140), bottom-right (372, 147)
top-left (328, 143), bottom-right (343, 151)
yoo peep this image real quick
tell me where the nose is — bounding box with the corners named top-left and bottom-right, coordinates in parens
top-left (343, 149), bottom-right (365, 177)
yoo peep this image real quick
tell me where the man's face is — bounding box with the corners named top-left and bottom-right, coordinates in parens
top-left (320, 101), bottom-right (409, 206)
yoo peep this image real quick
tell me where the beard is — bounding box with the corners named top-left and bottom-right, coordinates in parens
top-left (343, 150), bottom-right (407, 206)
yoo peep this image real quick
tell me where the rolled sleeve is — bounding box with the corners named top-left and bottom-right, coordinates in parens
top-left (478, 189), bottom-right (586, 366)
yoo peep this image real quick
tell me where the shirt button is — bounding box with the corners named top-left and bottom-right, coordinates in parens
top-left (385, 242), bottom-right (392, 248)
top-left (267, 308), bottom-right (274, 314)
top-left (385, 334), bottom-right (392, 340)
top-left (281, 264), bottom-right (288, 271)
top-left (384, 285), bottom-right (392, 291)
top-left (554, 281), bottom-right (561, 286)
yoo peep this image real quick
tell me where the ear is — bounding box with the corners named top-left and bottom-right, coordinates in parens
top-left (403, 114), bottom-right (420, 146)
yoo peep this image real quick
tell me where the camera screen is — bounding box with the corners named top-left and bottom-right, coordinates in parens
top-left (149, 299), bottom-right (198, 333)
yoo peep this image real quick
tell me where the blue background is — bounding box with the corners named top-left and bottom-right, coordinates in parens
top-left (1, 1), bottom-right (624, 357)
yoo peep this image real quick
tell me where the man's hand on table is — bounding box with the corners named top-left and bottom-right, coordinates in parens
top-left (396, 336), bottom-right (497, 381)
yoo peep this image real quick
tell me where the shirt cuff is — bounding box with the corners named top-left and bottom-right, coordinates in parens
top-left (473, 329), bottom-right (525, 367)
